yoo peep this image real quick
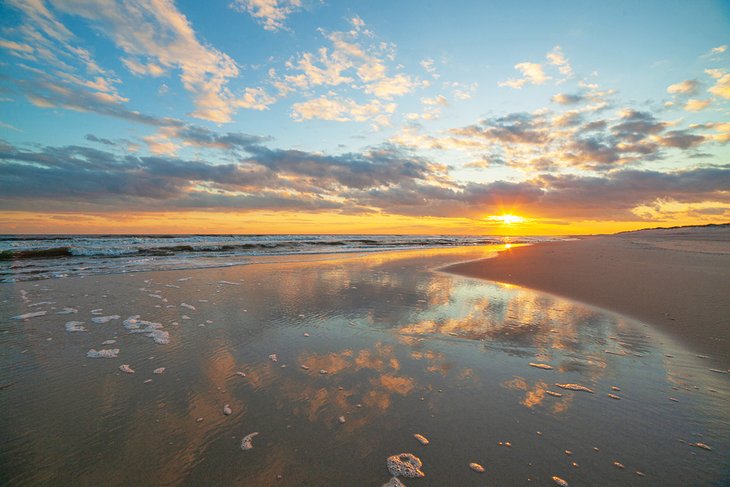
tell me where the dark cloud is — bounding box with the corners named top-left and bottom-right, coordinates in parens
top-left (84, 134), bottom-right (115, 146)
top-left (551, 93), bottom-right (584, 105)
top-left (445, 107), bottom-right (710, 171)
top-left (451, 113), bottom-right (548, 145)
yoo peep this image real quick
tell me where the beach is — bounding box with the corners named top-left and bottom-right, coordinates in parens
top-left (443, 226), bottom-right (730, 367)
top-left (1, 243), bottom-right (729, 486)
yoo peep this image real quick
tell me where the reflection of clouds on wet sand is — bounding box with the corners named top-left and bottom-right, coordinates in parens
top-left (3, 245), bottom-right (730, 486)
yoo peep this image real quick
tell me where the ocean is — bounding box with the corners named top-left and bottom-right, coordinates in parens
top-left (0, 234), bottom-right (566, 282)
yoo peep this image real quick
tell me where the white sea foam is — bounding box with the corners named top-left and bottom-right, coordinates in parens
top-left (124, 315), bottom-right (170, 344)
top-left (57, 307), bottom-right (78, 314)
top-left (87, 348), bottom-right (119, 358)
top-left (65, 321), bottom-right (87, 332)
top-left (91, 315), bottom-right (120, 324)
top-left (13, 311), bottom-right (47, 320)
top-left (29, 301), bottom-right (55, 307)
top-left (101, 339), bottom-right (116, 345)
top-left (180, 303), bottom-right (196, 310)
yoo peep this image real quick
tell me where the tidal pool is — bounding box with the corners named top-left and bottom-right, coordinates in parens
top-left (1, 247), bottom-right (728, 486)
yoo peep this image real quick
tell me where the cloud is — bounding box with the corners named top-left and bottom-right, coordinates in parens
top-left (0, 139), bottom-right (444, 213)
top-left (684, 98), bottom-right (711, 112)
top-left (398, 101), bottom-right (710, 172)
top-left (708, 73), bottom-right (730, 99)
top-left (546, 45), bottom-right (573, 78)
top-left (499, 46), bottom-right (572, 89)
top-left (551, 93), bottom-right (584, 105)
top-left (6, 0), bottom-right (269, 123)
top-left (270, 24), bottom-right (419, 115)
top-left (291, 96), bottom-right (396, 125)
top-left (1, 136), bottom-right (729, 225)
top-left (667, 79), bottom-right (699, 95)
top-left (498, 62), bottom-right (550, 89)
top-left (230, 0), bottom-right (303, 31)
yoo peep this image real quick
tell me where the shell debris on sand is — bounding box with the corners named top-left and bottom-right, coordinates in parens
top-left (223, 404), bottom-right (232, 416)
top-left (300, 365), bottom-right (310, 370)
top-left (607, 393), bottom-right (621, 400)
top-left (153, 367), bottom-right (166, 374)
top-left (87, 348), bottom-right (119, 358)
top-left (413, 434), bottom-right (429, 445)
top-left (382, 478), bottom-right (406, 487)
top-left (236, 371), bottom-right (246, 377)
top-left (690, 442), bottom-right (712, 451)
top-left (241, 432), bottom-right (259, 451)
top-left (469, 462), bottom-right (485, 473)
top-left (555, 383), bottom-right (594, 393)
top-left (613, 461), bottom-right (625, 469)
top-left (552, 476), bottom-right (569, 486)
top-left (387, 453), bottom-right (425, 478)
top-left (338, 416), bottom-right (346, 424)
top-left (269, 354), bottom-right (278, 362)
top-left (529, 363), bottom-right (553, 370)
top-left (119, 364), bottom-right (135, 374)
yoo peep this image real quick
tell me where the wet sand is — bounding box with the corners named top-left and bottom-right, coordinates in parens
top-left (444, 227), bottom-right (730, 366)
top-left (1, 246), bottom-right (729, 486)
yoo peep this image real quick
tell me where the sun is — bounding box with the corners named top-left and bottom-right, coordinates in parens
top-left (488, 214), bottom-right (526, 225)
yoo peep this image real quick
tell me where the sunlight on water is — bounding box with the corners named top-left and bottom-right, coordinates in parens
top-left (1, 246), bottom-right (728, 486)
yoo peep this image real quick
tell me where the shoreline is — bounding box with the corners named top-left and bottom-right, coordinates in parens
top-left (442, 231), bottom-right (730, 366)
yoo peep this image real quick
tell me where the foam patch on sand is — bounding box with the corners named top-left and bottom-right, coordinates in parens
top-left (13, 311), bottom-right (47, 320)
top-left (123, 315), bottom-right (170, 344)
top-left (91, 315), bottom-right (120, 324)
top-left (57, 307), bottom-right (78, 314)
top-left (87, 348), bottom-right (119, 358)
top-left (65, 321), bottom-right (87, 332)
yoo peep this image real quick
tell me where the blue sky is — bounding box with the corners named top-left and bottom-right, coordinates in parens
top-left (0, 0), bottom-right (728, 233)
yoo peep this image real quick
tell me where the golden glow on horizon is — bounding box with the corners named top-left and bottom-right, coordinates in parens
top-left (0, 210), bottom-right (727, 236)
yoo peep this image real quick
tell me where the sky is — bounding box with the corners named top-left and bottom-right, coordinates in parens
top-left (0, 0), bottom-right (728, 235)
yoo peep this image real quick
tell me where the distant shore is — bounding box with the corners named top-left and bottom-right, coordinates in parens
top-left (443, 226), bottom-right (730, 365)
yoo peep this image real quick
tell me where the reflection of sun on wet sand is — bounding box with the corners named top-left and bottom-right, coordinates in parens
top-left (443, 224), bottom-right (730, 365)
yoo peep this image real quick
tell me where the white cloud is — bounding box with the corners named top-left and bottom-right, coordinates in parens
top-left (708, 73), bottom-right (730, 99)
top-left (364, 73), bottom-right (417, 99)
top-left (230, 0), bottom-right (302, 31)
top-left (236, 87), bottom-right (276, 110)
top-left (291, 96), bottom-right (395, 124)
top-left (667, 79), bottom-right (699, 95)
top-left (498, 62), bottom-right (550, 89)
top-left (122, 58), bottom-right (166, 77)
top-left (46, 0), bottom-right (246, 122)
top-left (683, 98), bottom-right (711, 112)
top-left (420, 58), bottom-right (439, 78)
top-left (546, 45), bottom-right (573, 78)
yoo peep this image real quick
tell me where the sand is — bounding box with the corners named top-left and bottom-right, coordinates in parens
top-left (443, 226), bottom-right (730, 365)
